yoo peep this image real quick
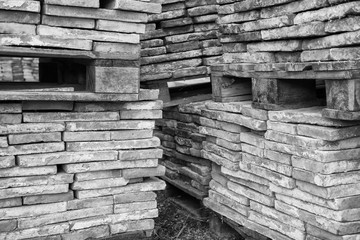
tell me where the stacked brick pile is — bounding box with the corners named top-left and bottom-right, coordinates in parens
top-left (201, 100), bottom-right (360, 239)
top-left (0, 0), bottom-right (161, 59)
top-left (156, 102), bottom-right (211, 199)
top-left (217, 0), bottom-right (360, 63)
top-left (140, 0), bottom-right (222, 83)
top-left (0, 97), bottom-right (166, 239)
top-left (21, 58), bottom-right (39, 82)
top-left (0, 57), bottom-right (39, 82)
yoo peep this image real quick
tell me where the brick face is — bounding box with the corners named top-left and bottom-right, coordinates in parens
top-left (0, 99), bottom-right (164, 239)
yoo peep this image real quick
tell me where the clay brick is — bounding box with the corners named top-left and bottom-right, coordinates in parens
top-left (114, 191), bottom-right (157, 204)
top-left (63, 159), bottom-right (158, 173)
top-left (23, 191), bottom-right (74, 205)
top-left (66, 137), bottom-right (160, 151)
top-left (71, 177), bottom-right (129, 190)
top-left (18, 206), bottom-right (113, 229)
top-left (17, 151), bottom-right (117, 167)
top-left (67, 196), bottom-right (113, 210)
top-left (75, 178), bottom-right (166, 199)
top-left (8, 132), bottom-right (61, 145)
top-left (0, 223), bottom-right (69, 240)
top-left (0, 184), bottom-right (69, 200)
top-left (0, 202), bottom-right (67, 220)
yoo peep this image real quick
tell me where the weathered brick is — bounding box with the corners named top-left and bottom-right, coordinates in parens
top-left (18, 151), bottom-right (117, 167)
top-left (0, 173), bottom-right (73, 188)
top-left (228, 180), bottom-right (274, 207)
top-left (66, 137), bottom-right (160, 151)
top-left (0, 103), bottom-right (21, 113)
top-left (118, 148), bottom-right (163, 161)
top-left (67, 196), bottom-right (113, 210)
top-left (260, 0), bottom-right (328, 19)
top-left (0, 184), bottom-right (69, 200)
top-left (0, 114), bottom-right (22, 124)
top-left (19, 206), bottom-right (113, 229)
top-left (61, 225), bottom-right (109, 240)
top-left (75, 177), bottom-right (166, 199)
top-left (114, 191), bottom-right (157, 204)
top-left (0, 219), bottom-right (17, 232)
top-left (0, 142), bottom-right (65, 156)
top-left (122, 165), bottom-right (165, 179)
top-left (65, 120), bottom-right (155, 131)
top-left (75, 170), bottom-right (122, 182)
top-left (23, 191), bottom-right (74, 205)
top-left (0, 202), bottom-right (66, 220)
top-left (0, 223), bottom-right (69, 240)
top-left (0, 198), bottom-right (22, 208)
top-left (63, 159), bottom-right (158, 173)
top-left (114, 200), bottom-right (157, 214)
top-left (0, 156), bottom-right (15, 169)
top-left (23, 112), bottom-right (119, 122)
top-left (110, 129), bottom-right (153, 140)
top-left (8, 132), bottom-right (61, 145)
top-left (4, 123), bottom-right (65, 135)
top-left (110, 219), bottom-right (154, 235)
top-left (71, 177), bottom-right (129, 190)
top-left (120, 110), bottom-right (162, 119)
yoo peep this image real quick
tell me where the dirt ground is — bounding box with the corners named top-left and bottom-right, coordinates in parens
top-left (151, 189), bottom-right (241, 240)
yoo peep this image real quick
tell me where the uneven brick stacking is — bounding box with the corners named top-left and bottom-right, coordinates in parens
top-left (0, 57), bottom-right (39, 82)
top-left (0, 99), bottom-right (166, 240)
top-left (156, 101), bottom-right (211, 199)
top-left (218, 0), bottom-right (360, 63)
top-left (0, 0), bottom-right (161, 58)
top-left (140, 0), bottom-right (222, 103)
top-left (201, 100), bottom-right (360, 240)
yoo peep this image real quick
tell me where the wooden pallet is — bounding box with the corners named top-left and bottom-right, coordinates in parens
top-left (211, 61), bottom-right (360, 120)
top-left (0, 46), bottom-right (141, 96)
top-left (142, 77), bottom-right (212, 107)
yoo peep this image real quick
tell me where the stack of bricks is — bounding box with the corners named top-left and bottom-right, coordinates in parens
top-left (0, 57), bottom-right (39, 82)
top-left (21, 58), bottom-right (39, 82)
top-left (217, 0), bottom-right (360, 64)
top-left (156, 102), bottom-right (211, 199)
top-left (140, 0), bottom-right (222, 95)
top-left (0, 0), bottom-right (162, 59)
top-left (0, 98), bottom-right (166, 240)
top-left (201, 99), bottom-right (360, 239)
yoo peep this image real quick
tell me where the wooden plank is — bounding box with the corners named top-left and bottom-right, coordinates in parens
top-left (325, 79), bottom-right (360, 111)
top-left (42, 16), bottom-right (95, 29)
top-left (145, 82), bottom-right (170, 103)
top-left (0, 83), bottom-right (78, 91)
top-left (43, 4), bottom-right (148, 23)
top-left (312, 61), bottom-right (360, 71)
top-left (0, 46), bottom-right (138, 60)
top-left (0, 35), bottom-right (92, 51)
top-left (92, 42), bottom-right (140, 60)
top-left (0, 0), bottom-right (40, 13)
top-left (86, 66), bottom-right (139, 93)
top-left (44, 0), bottom-right (99, 8)
top-left (96, 20), bottom-right (145, 34)
top-left (0, 10), bottom-right (40, 24)
top-left (322, 108), bottom-right (360, 121)
top-left (103, 0), bottom-right (162, 14)
top-left (0, 91), bottom-right (138, 102)
top-left (226, 70), bottom-right (360, 80)
top-left (37, 25), bottom-right (140, 44)
top-left (0, 46), bottom-right (95, 59)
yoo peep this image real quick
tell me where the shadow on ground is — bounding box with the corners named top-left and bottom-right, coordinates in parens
top-left (152, 189), bottom-right (241, 240)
